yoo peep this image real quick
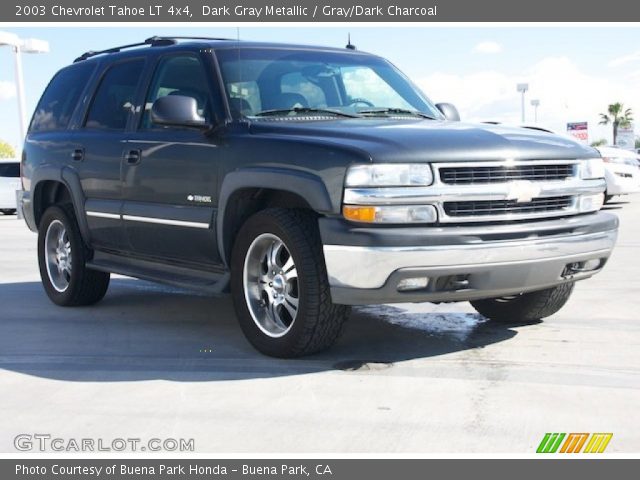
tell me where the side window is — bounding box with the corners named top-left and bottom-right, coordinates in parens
top-left (84, 60), bottom-right (145, 131)
top-left (280, 72), bottom-right (327, 108)
top-left (0, 163), bottom-right (20, 177)
top-left (141, 55), bottom-right (212, 129)
top-left (29, 63), bottom-right (95, 132)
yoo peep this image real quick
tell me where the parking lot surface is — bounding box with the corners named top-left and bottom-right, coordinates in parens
top-left (1, 197), bottom-right (639, 453)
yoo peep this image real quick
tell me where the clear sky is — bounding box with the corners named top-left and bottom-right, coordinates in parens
top-left (1, 26), bottom-right (639, 151)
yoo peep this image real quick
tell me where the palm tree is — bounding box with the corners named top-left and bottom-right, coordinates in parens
top-left (599, 103), bottom-right (633, 145)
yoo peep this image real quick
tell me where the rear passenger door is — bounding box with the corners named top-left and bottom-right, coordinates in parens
top-left (121, 53), bottom-right (222, 267)
top-left (74, 58), bottom-right (146, 251)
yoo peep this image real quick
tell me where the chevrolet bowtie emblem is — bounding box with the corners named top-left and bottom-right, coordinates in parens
top-left (506, 180), bottom-right (541, 203)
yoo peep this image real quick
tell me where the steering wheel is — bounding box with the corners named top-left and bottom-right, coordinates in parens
top-left (347, 98), bottom-right (375, 107)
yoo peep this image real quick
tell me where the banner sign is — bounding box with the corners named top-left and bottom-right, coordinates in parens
top-left (567, 122), bottom-right (589, 145)
top-left (616, 124), bottom-right (635, 151)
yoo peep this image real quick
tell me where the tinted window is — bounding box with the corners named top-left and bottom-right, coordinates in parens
top-left (0, 163), bottom-right (20, 177)
top-left (30, 63), bottom-right (95, 132)
top-left (142, 55), bottom-right (212, 129)
top-left (85, 60), bottom-right (145, 130)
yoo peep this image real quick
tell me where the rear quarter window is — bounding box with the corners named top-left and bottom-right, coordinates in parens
top-left (29, 63), bottom-right (95, 133)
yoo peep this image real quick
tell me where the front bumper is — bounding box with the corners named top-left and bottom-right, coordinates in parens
top-left (320, 212), bottom-right (618, 305)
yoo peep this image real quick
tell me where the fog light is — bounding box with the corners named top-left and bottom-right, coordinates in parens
top-left (583, 259), bottom-right (602, 271)
top-left (564, 258), bottom-right (603, 275)
top-left (578, 193), bottom-right (604, 213)
top-left (397, 277), bottom-right (429, 291)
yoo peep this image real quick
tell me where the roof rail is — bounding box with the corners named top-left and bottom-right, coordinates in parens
top-left (73, 36), bottom-right (176, 63)
top-left (73, 36), bottom-right (236, 63)
top-left (151, 36), bottom-right (236, 42)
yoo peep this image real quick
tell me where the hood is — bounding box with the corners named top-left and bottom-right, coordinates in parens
top-left (248, 118), bottom-right (598, 163)
top-left (596, 146), bottom-right (639, 159)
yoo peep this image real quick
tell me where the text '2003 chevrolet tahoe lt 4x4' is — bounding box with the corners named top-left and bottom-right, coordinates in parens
top-left (19, 37), bottom-right (618, 357)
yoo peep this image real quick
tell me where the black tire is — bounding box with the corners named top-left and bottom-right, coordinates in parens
top-left (230, 208), bottom-right (350, 358)
top-left (470, 282), bottom-right (575, 324)
top-left (38, 205), bottom-right (110, 306)
top-left (1, 209), bottom-right (16, 215)
top-left (604, 195), bottom-right (613, 204)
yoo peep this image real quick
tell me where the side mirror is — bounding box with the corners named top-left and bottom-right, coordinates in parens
top-left (436, 103), bottom-right (461, 122)
top-left (151, 95), bottom-right (208, 128)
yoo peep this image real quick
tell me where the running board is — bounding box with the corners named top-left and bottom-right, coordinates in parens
top-left (87, 251), bottom-right (229, 295)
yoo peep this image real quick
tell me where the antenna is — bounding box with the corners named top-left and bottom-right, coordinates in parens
top-left (346, 33), bottom-right (356, 50)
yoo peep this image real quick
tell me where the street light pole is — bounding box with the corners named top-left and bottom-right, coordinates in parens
top-left (531, 99), bottom-right (540, 123)
top-left (13, 45), bottom-right (27, 142)
top-left (516, 83), bottom-right (529, 123)
top-left (0, 32), bottom-right (50, 152)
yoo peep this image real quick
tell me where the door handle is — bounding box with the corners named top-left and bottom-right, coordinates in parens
top-left (71, 149), bottom-right (84, 161)
top-left (124, 149), bottom-right (141, 165)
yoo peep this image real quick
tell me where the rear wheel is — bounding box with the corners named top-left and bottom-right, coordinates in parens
top-left (231, 208), bottom-right (350, 357)
top-left (38, 205), bottom-right (110, 306)
top-left (604, 194), bottom-right (613, 204)
top-left (1, 209), bottom-right (16, 215)
top-left (470, 283), bottom-right (575, 324)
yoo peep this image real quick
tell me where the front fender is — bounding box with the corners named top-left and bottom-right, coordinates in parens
top-left (217, 167), bottom-right (334, 265)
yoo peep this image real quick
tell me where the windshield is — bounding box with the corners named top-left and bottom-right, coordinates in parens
top-left (215, 48), bottom-right (443, 120)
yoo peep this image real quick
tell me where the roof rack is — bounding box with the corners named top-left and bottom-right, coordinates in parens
top-left (73, 36), bottom-right (234, 63)
top-left (152, 36), bottom-right (235, 42)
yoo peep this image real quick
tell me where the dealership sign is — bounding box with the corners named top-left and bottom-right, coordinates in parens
top-left (567, 122), bottom-right (589, 145)
top-left (616, 124), bottom-right (635, 151)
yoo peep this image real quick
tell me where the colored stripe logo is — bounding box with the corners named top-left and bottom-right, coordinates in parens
top-left (537, 433), bottom-right (612, 453)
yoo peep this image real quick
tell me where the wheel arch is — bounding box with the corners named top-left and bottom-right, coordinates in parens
top-left (31, 166), bottom-right (90, 244)
top-left (217, 168), bottom-right (334, 266)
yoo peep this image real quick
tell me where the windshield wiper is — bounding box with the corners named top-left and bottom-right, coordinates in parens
top-left (358, 108), bottom-right (437, 120)
top-left (253, 107), bottom-right (360, 118)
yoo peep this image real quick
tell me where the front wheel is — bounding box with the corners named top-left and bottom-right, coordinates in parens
top-left (231, 208), bottom-right (350, 358)
top-left (38, 205), bottom-right (110, 306)
top-left (470, 283), bottom-right (575, 324)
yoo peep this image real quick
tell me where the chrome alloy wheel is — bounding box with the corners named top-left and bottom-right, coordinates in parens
top-left (44, 219), bottom-right (72, 293)
top-left (243, 233), bottom-right (299, 338)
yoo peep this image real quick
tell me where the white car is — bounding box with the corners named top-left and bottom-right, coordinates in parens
top-left (595, 147), bottom-right (640, 202)
top-left (0, 158), bottom-right (20, 215)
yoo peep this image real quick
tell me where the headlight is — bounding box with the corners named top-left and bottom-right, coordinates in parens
top-left (579, 158), bottom-right (605, 179)
top-left (345, 164), bottom-right (433, 187)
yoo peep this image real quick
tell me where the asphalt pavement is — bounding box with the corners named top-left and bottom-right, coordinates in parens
top-left (1, 196), bottom-right (639, 453)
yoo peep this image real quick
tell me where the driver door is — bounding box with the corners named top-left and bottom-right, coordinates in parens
top-left (121, 52), bottom-right (223, 267)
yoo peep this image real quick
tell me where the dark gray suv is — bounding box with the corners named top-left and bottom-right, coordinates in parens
top-left (19, 37), bottom-right (618, 357)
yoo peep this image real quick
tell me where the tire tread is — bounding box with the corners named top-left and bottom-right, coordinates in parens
top-left (231, 208), bottom-right (349, 357)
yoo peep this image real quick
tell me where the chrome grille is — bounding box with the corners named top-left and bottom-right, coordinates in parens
top-left (439, 164), bottom-right (575, 184)
top-left (444, 196), bottom-right (573, 217)
top-left (343, 159), bottom-right (604, 224)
